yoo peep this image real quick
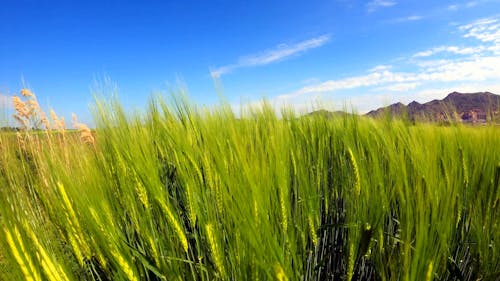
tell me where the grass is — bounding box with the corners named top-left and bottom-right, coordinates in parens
top-left (0, 92), bottom-right (499, 280)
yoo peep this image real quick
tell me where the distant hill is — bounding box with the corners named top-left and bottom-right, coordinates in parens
top-left (305, 109), bottom-right (354, 119)
top-left (365, 92), bottom-right (500, 123)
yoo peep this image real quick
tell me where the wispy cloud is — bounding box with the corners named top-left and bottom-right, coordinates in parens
top-left (466, 1), bottom-right (480, 7)
top-left (279, 70), bottom-right (407, 99)
top-left (389, 15), bottom-right (423, 23)
top-left (369, 65), bottom-right (392, 72)
top-left (412, 45), bottom-right (486, 57)
top-left (377, 82), bottom-right (420, 92)
top-left (211, 35), bottom-right (330, 78)
top-left (402, 15), bottom-right (423, 21)
top-left (448, 0), bottom-right (491, 11)
top-left (366, 0), bottom-right (397, 13)
top-left (460, 17), bottom-right (500, 44)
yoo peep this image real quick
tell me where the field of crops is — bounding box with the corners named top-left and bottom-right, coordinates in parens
top-left (0, 94), bottom-right (499, 280)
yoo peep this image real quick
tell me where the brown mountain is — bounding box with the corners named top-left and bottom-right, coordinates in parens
top-left (365, 92), bottom-right (500, 123)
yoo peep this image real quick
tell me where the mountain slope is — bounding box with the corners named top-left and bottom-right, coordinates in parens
top-left (365, 92), bottom-right (500, 123)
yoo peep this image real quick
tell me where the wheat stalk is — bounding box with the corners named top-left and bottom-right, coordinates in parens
top-left (111, 249), bottom-right (139, 281)
top-left (156, 198), bottom-right (188, 253)
top-left (274, 263), bottom-right (288, 281)
top-left (206, 223), bottom-right (225, 278)
top-left (23, 222), bottom-right (70, 281)
top-left (3, 226), bottom-right (40, 281)
top-left (426, 261), bottom-right (434, 281)
top-left (348, 148), bottom-right (361, 196)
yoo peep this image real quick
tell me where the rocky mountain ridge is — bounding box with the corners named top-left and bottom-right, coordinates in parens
top-left (365, 92), bottom-right (500, 123)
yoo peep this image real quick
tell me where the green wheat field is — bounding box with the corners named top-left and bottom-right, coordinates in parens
top-left (0, 91), bottom-right (499, 281)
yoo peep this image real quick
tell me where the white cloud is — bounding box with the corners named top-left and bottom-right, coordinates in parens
top-left (466, 1), bottom-right (479, 7)
top-left (210, 65), bottom-right (235, 78)
top-left (415, 59), bottom-right (453, 68)
top-left (300, 77), bottom-right (321, 85)
top-left (369, 65), bottom-right (392, 72)
top-left (211, 35), bottom-right (330, 78)
top-left (405, 15), bottom-right (423, 21)
top-left (366, 0), bottom-right (397, 13)
top-left (487, 44), bottom-right (500, 55)
top-left (411, 17), bottom-right (499, 58)
top-left (389, 15), bottom-right (424, 23)
top-left (460, 17), bottom-right (500, 43)
top-left (279, 70), bottom-right (408, 99)
top-left (378, 82), bottom-right (420, 91)
top-left (447, 0), bottom-right (489, 11)
top-left (413, 49), bottom-right (436, 57)
top-left (415, 56), bottom-right (500, 82)
top-left (413, 45), bottom-right (486, 57)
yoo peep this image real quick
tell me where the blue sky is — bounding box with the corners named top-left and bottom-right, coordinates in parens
top-left (1, 0), bottom-right (500, 125)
